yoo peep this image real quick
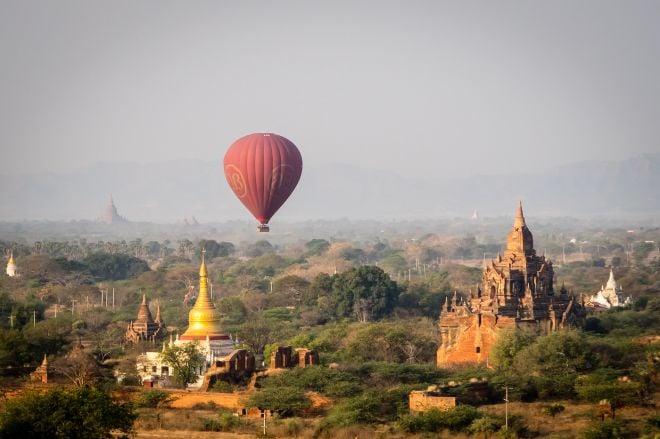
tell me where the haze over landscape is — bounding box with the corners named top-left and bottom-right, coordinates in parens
top-left (1, 1), bottom-right (659, 225)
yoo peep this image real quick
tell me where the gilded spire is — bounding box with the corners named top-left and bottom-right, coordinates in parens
top-left (181, 248), bottom-right (224, 339)
top-left (514, 200), bottom-right (526, 229)
top-left (6, 251), bottom-right (17, 277)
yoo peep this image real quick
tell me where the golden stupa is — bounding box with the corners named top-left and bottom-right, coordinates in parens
top-left (180, 250), bottom-right (225, 340)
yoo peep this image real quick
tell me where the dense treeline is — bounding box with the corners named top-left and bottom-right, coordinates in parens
top-left (0, 232), bottom-right (658, 438)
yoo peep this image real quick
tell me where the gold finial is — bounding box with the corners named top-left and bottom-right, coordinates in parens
top-left (8, 252), bottom-right (15, 265)
top-left (199, 248), bottom-right (208, 277)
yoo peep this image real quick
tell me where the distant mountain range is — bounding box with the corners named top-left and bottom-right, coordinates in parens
top-left (1, 154), bottom-right (658, 222)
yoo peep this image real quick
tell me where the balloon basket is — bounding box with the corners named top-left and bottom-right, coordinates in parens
top-left (257, 224), bottom-right (270, 232)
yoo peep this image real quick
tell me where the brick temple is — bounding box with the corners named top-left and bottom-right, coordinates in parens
top-left (436, 202), bottom-right (584, 367)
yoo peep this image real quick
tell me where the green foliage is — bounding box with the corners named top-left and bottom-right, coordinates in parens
top-left (490, 328), bottom-right (536, 371)
top-left (0, 317), bottom-right (70, 369)
top-left (134, 389), bottom-right (175, 408)
top-left (581, 420), bottom-right (632, 439)
top-left (322, 389), bottom-right (405, 428)
top-left (585, 305), bottom-right (660, 337)
top-left (397, 282), bottom-right (450, 318)
top-left (238, 316), bottom-right (292, 355)
top-left (218, 296), bottom-right (247, 324)
top-left (262, 307), bottom-right (294, 321)
top-left (468, 416), bottom-right (503, 435)
top-left (197, 240), bottom-right (235, 259)
top-left (84, 252), bottom-right (150, 280)
top-left (305, 239), bottom-right (330, 256)
top-left (211, 380), bottom-right (234, 393)
top-left (541, 403), bottom-right (565, 418)
top-left (247, 386), bottom-right (311, 416)
top-left (159, 342), bottom-right (206, 387)
top-left (512, 330), bottom-right (596, 399)
top-left (257, 366), bottom-right (362, 398)
top-left (0, 386), bottom-right (135, 439)
top-left (575, 369), bottom-right (641, 408)
top-left (643, 415), bottom-right (660, 436)
top-left (203, 411), bottom-right (241, 432)
top-left (340, 321), bottom-right (437, 363)
top-left (331, 266), bottom-right (400, 321)
top-left (353, 361), bottom-right (445, 386)
top-left (399, 405), bottom-right (482, 433)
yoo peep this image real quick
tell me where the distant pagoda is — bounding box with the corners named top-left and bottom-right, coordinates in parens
top-left (97, 196), bottom-right (128, 224)
top-left (6, 252), bottom-right (17, 277)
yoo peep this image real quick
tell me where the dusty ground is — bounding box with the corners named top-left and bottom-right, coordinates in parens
top-left (166, 389), bottom-right (248, 409)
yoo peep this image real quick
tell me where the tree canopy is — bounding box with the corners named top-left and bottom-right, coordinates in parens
top-left (0, 386), bottom-right (135, 439)
top-left (332, 266), bottom-right (400, 321)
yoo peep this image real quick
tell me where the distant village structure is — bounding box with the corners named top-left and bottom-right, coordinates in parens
top-left (97, 196), bottom-right (128, 223)
top-left (436, 202), bottom-right (585, 367)
top-left (125, 295), bottom-right (166, 344)
top-left (5, 252), bottom-right (17, 277)
top-left (584, 269), bottom-right (632, 310)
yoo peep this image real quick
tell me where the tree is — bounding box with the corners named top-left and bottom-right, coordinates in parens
top-left (332, 266), bottom-right (400, 321)
top-left (305, 239), bottom-right (330, 256)
top-left (490, 328), bottom-right (536, 371)
top-left (197, 240), bottom-right (235, 260)
top-left (159, 342), bottom-right (206, 388)
top-left (246, 386), bottom-right (311, 416)
top-left (53, 343), bottom-right (104, 388)
top-left (513, 330), bottom-right (596, 399)
top-left (238, 317), bottom-right (291, 356)
top-left (541, 403), bottom-right (565, 418)
top-left (83, 253), bottom-right (149, 280)
top-left (0, 386), bottom-right (135, 439)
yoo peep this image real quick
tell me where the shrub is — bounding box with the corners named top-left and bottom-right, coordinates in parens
top-left (399, 405), bottom-right (482, 433)
top-left (581, 420), bottom-right (632, 439)
top-left (258, 365), bottom-right (362, 398)
top-left (203, 411), bottom-right (240, 432)
top-left (211, 380), bottom-right (233, 393)
top-left (135, 389), bottom-right (175, 408)
top-left (468, 416), bottom-right (503, 435)
top-left (541, 403), bottom-right (565, 418)
top-left (247, 386), bottom-right (311, 417)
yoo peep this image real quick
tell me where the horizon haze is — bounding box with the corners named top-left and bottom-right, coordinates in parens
top-left (1, 1), bottom-right (659, 223)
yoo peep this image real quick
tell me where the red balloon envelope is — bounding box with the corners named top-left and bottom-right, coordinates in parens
top-left (223, 133), bottom-right (303, 231)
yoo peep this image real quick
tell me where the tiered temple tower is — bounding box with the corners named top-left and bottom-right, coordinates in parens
top-left (125, 295), bottom-right (166, 343)
top-left (436, 202), bottom-right (584, 368)
top-left (97, 196), bottom-right (127, 224)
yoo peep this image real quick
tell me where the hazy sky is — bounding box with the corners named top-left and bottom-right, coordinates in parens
top-left (1, 1), bottom-right (658, 179)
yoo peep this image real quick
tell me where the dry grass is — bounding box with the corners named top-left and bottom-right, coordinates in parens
top-left (481, 398), bottom-right (659, 438)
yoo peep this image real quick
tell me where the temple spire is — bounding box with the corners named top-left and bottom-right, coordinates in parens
top-left (514, 200), bottom-right (526, 228)
top-left (181, 247), bottom-right (224, 339)
top-left (155, 302), bottom-right (163, 325)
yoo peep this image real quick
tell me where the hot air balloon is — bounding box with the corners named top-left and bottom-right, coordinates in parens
top-left (223, 133), bottom-right (303, 232)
